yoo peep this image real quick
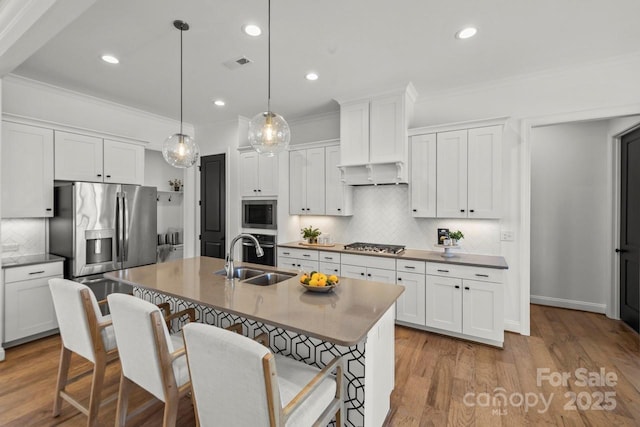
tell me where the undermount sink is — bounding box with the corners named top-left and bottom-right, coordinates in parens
top-left (214, 267), bottom-right (265, 280)
top-left (243, 272), bottom-right (296, 286)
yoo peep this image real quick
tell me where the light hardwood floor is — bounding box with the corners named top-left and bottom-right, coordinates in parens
top-left (0, 304), bottom-right (638, 426)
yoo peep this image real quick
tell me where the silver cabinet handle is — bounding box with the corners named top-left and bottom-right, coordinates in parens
top-left (324, 256), bottom-right (333, 260)
top-left (475, 273), bottom-right (489, 277)
top-left (303, 254), bottom-right (311, 257)
top-left (29, 270), bottom-right (45, 275)
top-left (437, 269), bottom-right (449, 273)
top-left (404, 265), bottom-right (415, 269)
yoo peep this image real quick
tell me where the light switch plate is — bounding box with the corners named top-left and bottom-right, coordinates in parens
top-left (500, 230), bottom-right (515, 241)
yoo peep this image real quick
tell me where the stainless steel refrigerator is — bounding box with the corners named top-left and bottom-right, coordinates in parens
top-left (50, 182), bottom-right (157, 280)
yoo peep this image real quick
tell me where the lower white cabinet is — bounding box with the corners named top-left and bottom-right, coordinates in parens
top-left (396, 271), bottom-right (426, 325)
top-left (341, 254), bottom-right (396, 284)
top-left (425, 275), bottom-right (463, 332)
top-left (462, 279), bottom-right (504, 341)
top-left (3, 261), bottom-right (63, 343)
top-left (277, 247), bottom-right (319, 272)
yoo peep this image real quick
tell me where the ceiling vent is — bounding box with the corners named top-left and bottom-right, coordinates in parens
top-left (223, 56), bottom-right (253, 70)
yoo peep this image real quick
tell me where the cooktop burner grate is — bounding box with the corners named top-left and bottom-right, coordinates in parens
top-left (343, 242), bottom-right (406, 254)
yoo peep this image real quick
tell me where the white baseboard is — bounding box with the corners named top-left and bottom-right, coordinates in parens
top-left (0, 347), bottom-right (5, 362)
top-left (504, 320), bottom-right (522, 334)
top-left (530, 295), bottom-right (606, 314)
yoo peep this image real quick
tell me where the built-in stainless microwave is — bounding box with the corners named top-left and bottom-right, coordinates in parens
top-left (242, 200), bottom-right (277, 230)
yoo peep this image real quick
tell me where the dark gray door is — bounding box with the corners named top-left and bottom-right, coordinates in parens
top-left (200, 154), bottom-right (226, 258)
top-left (620, 127), bottom-right (640, 333)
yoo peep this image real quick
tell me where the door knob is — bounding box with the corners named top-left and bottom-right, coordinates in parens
top-left (615, 248), bottom-right (628, 253)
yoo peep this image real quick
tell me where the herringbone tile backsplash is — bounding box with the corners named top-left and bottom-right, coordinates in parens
top-left (298, 185), bottom-right (501, 255)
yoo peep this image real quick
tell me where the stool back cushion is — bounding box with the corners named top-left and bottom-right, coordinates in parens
top-left (49, 278), bottom-right (103, 363)
top-left (108, 293), bottom-right (175, 401)
top-left (183, 323), bottom-right (273, 426)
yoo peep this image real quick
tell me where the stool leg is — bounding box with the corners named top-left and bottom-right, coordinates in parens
top-left (87, 352), bottom-right (106, 427)
top-left (162, 395), bottom-right (179, 427)
top-left (52, 346), bottom-right (72, 417)
top-left (115, 374), bottom-right (132, 427)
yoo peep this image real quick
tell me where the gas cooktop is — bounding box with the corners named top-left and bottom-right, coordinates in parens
top-left (343, 242), bottom-right (406, 255)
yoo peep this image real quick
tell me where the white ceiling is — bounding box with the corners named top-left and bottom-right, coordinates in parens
top-left (12, 0), bottom-right (640, 128)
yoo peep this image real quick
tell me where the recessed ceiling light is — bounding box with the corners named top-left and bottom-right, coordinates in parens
top-left (242, 24), bottom-right (262, 37)
top-left (305, 72), bottom-right (319, 81)
top-left (455, 27), bottom-right (477, 39)
top-left (101, 54), bottom-right (119, 64)
top-left (213, 99), bottom-right (225, 106)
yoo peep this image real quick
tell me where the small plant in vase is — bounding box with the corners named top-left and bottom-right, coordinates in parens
top-left (448, 230), bottom-right (464, 246)
top-left (169, 179), bottom-right (182, 192)
top-left (301, 226), bottom-right (321, 244)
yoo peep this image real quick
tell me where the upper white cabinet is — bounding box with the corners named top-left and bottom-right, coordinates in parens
top-left (410, 123), bottom-right (503, 219)
top-left (409, 134), bottom-right (437, 218)
top-left (54, 131), bottom-right (144, 185)
top-left (239, 151), bottom-right (278, 197)
top-left (289, 147), bottom-right (325, 215)
top-left (337, 84), bottom-right (417, 185)
top-left (324, 145), bottom-right (353, 216)
top-left (1, 122), bottom-right (54, 218)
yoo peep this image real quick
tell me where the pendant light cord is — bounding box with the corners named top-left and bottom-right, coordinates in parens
top-left (267, 0), bottom-right (271, 114)
top-left (180, 24), bottom-right (184, 135)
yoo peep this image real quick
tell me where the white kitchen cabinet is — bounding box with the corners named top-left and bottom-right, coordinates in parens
top-left (240, 151), bottom-right (278, 197)
top-left (409, 134), bottom-right (437, 217)
top-left (277, 247), bottom-right (318, 272)
top-left (425, 275), bottom-right (463, 333)
top-left (289, 147), bottom-right (325, 215)
top-left (425, 263), bottom-right (504, 345)
top-left (319, 262), bottom-right (341, 275)
top-left (318, 251), bottom-right (341, 274)
top-left (395, 260), bottom-right (427, 325)
top-left (324, 145), bottom-right (353, 216)
top-left (3, 261), bottom-right (63, 343)
top-left (1, 122), bottom-right (54, 218)
top-left (435, 125), bottom-right (502, 219)
top-left (339, 101), bottom-right (370, 165)
top-left (54, 131), bottom-right (145, 185)
top-left (54, 131), bottom-right (103, 182)
top-left (103, 139), bottom-right (144, 185)
top-left (341, 254), bottom-right (396, 284)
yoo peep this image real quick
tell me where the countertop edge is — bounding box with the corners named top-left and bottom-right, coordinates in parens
top-left (1, 254), bottom-right (65, 269)
top-left (278, 242), bottom-right (508, 270)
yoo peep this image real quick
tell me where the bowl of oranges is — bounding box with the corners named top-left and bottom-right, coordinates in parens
top-left (299, 271), bottom-right (340, 293)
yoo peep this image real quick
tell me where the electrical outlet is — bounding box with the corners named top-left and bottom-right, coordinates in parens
top-left (500, 230), bottom-right (515, 241)
top-left (2, 243), bottom-right (19, 252)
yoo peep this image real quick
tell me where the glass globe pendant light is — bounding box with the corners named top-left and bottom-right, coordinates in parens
top-left (163, 20), bottom-right (199, 168)
top-left (248, 0), bottom-right (290, 156)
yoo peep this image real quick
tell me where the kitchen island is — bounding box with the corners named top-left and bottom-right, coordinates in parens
top-left (106, 256), bottom-right (404, 427)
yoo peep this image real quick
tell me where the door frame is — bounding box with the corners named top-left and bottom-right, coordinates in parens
top-left (520, 104), bottom-right (640, 335)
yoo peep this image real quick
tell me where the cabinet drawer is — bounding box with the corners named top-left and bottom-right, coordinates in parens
top-left (426, 263), bottom-right (503, 283)
top-left (4, 261), bottom-right (64, 283)
top-left (277, 247), bottom-right (318, 261)
top-left (397, 259), bottom-right (426, 274)
top-left (341, 253), bottom-right (396, 270)
top-left (318, 251), bottom-right (340, 263)
top-left (319, 262), bottom-right (341, 275)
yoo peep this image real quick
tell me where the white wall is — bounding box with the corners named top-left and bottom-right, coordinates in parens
top-left (530, 120), bottom-right (612, 313)
top-left (144, 150), bottom-right (184, 235)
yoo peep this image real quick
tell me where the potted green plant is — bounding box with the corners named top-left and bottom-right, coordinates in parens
top-left (448, 230), bottom-right (464, 246)
top-left (169, 179), bottom-right (182, 191)
top-left (301, 226), bottom-right (322, 244)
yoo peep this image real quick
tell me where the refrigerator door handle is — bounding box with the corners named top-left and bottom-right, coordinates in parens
top-left (123, 192), bottom-right (129, 262)
top-left (116, 193), bottom-right (123, 260)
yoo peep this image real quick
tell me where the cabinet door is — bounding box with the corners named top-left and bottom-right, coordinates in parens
top-left (370, 93), bottom-right (404, 163)
top-left (342, 264), bottom-right (367, 280)
top-left (340, 101), bottom-right (370, 165)
top-left (467, 126), bottom-right (502, 219)
top-left (2, 122), bottom-right (54, 218)
top-left (289, 150), bottom-right (307, 214)
top-left (436, 130), bottom-right (468, 218)
top-left (410, 134), bottom-right (437, 217)
top-left (425, 275), bottom-right (463, 333)
top-left (103, 140), bottom-right (144, 185)
top-left (367, 267), bottom-right (396, 284)
top-left (54, 131), bottom-right (103, 182)
top-left (305, 147), bottom-right (326, 215)
top-left (298, 259), bottom-right (319, 273)
top-left (319, 261), bottom-right (341, 275)
top-left (325, 145), bottom-right (352, 216)
top-left (239, 152), bottom-right (259, 197)
top-left (257, 154), bottom-right (278, 196)
top-left (396, 272), bottom-right (426, 325)
top-left (4, 276), bottom-right (60, 342)
top-left (278, 257), bottom-right (300, 271)
top-left (462, 280), bottom-right (504, 342)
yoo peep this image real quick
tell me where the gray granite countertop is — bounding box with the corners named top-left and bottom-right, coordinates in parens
top-left (1, 254), bottom-right (65, 269)
top-left (278, 241), bottom-right (508, 270)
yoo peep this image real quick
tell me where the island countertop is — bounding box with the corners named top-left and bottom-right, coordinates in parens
top-left (105, 256), bottom-right (404, 346)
